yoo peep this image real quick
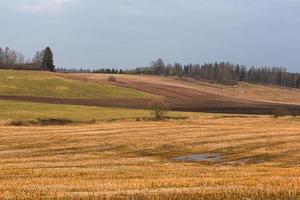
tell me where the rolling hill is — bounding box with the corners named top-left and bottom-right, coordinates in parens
top-left (0, 70), bottom-right (300, 114)
top-left (61, 73), bottom-right (300, 114)
top-left (0, 70), bottom-right (299, 199)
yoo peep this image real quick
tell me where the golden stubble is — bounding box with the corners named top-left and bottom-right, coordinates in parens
top-left (0, 116), bottom-right (299, 199)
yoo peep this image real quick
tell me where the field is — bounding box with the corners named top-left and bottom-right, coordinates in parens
top-left (0, 100), bottom-right (194, 124)
top-left (0, 116), bottom-right (299, 199)
top-left (0, 70), bottom-right (155, 99)
top-left (60, 73), bottom-right (300, 114)
top-left (0, 70), bottom-right (300, 199)
top-left (1, 70), bottom-right (300, 114)
top-left (61, 73), bottom-right (300, 105)
top-left (0, 100), bottom-right (149, 123)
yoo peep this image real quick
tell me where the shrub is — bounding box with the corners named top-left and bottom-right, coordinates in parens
top-left (6, 118), bottom-right (75, 126)
top-left (108, 76), bottom-right (117, 82)
top-left (35, 118), bottom-right (74, 125)
top-left (149, 99), bottom-right (169, 120)
top-left (6, 120), bottom-right (29, 126)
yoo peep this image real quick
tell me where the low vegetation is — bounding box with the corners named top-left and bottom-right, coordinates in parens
top-left (6, 118), bottom-right (76, 126)
top-left (0, 116), bottom-right (299, 199)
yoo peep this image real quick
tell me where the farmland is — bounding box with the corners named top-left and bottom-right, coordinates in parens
top-left (1, 70), bottom-right (300, 114)
top-left (0, 116), bottom-right (299, 199)
top-left (3, 1), bottom-right (300, 199)
top-left (0, 70), bottom-right (299, 199)
top-left (0, 100), bottom-right (194, 124)
top-left (58, 73), bottom-right (300, 114)
top-left (0, 70), bottom-right (155, 99)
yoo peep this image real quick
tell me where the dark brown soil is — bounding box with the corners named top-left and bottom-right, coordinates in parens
top-left (1, 95), bottom-right (300, 115)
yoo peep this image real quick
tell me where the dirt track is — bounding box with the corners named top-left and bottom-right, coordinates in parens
top-left (1, 73), bottom-right (300, 115)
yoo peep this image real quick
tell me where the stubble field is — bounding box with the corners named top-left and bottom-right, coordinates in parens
top-left (0, 115), bottom-right (299, 199)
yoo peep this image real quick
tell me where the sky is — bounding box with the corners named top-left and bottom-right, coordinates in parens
top-left (1, 0), bottom-right (300, 71)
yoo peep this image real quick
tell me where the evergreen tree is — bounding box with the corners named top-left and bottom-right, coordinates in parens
top-left (42, 47), bottom-right (55, 71)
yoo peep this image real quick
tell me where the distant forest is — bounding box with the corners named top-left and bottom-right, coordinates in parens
top-left (1, 46), bottom-right (299, 89)
top-left (60, 58), bottom-right (300, 89)
top-left (125, 59), bottom-right (300, 89)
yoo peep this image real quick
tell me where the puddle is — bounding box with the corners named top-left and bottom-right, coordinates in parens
top-left (173, 154), bottom-right (267, 164)
top-left (223, 157), bottom-right (267, 165)
top-left (173, 153), bottom-right (221, 162)
top-left (234, 158), bottom-right (266, 164)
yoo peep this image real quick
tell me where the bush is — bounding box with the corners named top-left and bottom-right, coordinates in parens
top-left (149, 99), bottom-right (169, 120)
top-left (35, 118), bottom-right (74, 125)
top-left (108, 76), bottom-right (117, 82)
top-left (7, 120), bottom-right (29, 126)
top-left (6, 118), bottom-right (75, 126)
top-left (272, 108), bottom-right (290, 118)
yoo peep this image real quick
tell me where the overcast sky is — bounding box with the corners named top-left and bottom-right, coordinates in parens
top-left (1, 0), bottom-right (300, 71)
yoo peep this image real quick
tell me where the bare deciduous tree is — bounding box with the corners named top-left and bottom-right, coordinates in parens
top-left (149, 99), bottom-right (169, 120)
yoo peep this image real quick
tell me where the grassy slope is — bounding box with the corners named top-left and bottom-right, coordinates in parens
top-left (0, 100), bottom-right (194, 122)
top-left (0, 70), bottom-right (155, 99)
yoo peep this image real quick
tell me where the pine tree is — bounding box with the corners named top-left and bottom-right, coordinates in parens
top-left (42, 47), bottom-right (55, 71)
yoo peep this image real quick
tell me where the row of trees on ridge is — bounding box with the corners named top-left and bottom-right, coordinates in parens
top-left (0, 46), bottom-right (55, 71)
top-left (126, 59), bottom-right (300, 88)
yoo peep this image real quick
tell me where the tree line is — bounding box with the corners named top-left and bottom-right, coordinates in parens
top-left (57, 58), bottom-right (300, 89)
top-left (2, 48), bottom-right (299, 89)
top-left (0, 47), bottom-right (26, 67)
top-left (126, 59), bottom-right (300, 89)
top-left (57, 67), bottom-right (125, 74)
top-left (0, 46), bottom-right (55, 71)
